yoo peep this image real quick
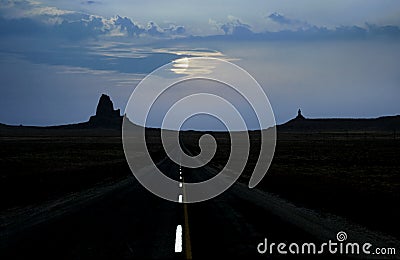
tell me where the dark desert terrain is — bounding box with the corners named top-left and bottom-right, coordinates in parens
top-left (1, 95), bottom-right (399, 258)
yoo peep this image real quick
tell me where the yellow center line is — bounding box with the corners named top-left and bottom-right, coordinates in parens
top-left (182, 175), bottom-right (193, 260)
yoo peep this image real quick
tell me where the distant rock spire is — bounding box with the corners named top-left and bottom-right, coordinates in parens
top-left (89, 94), bottom-right (122, 128)
top-left (95, 94), bottom-right (120, 118)
top-left (296, 108), bottom-right (305, 119)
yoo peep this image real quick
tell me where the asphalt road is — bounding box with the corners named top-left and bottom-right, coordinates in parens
top-left (6, 150), bottom-right (399, 259)
top-left (0, 153), bottom-right (331, 260)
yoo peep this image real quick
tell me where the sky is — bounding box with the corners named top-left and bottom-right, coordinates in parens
top-left (0, 0), bottom-right (400, 129)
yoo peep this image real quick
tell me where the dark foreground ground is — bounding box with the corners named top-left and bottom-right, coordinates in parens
top-left (0, 130), bottom-right (399, 258)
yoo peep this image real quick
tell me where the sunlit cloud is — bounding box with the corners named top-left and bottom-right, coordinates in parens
top-left (170, 57), bottom-right (215, 75)
top-left (0, 0), bottom-right (74, 19)
top-left (154, 48), bottom-right (225, 58)
top-left (56, 66), bottom-right (115, 75)
top-left (25, 6), bottom-right (75, 17)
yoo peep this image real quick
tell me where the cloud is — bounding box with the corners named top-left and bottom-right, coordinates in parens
top-left (267, 12), bottom-right (310, 29)
top-left (25, 6), bottom-right (75, 17)
top-left (206, 14), bottom-right (391, 41)
top-left (163, 24), bottom-right (186, 35)
top-left (1, 1), bottom-right (399, 42)
top-left (210, 15), bottom-right (254, 36)
top-left (113, 15), bottom-right (144, 37)
top-left (55, 15), bottom-right (107, 39)
top-left (0, 0), bottom-right (75, 20)
top-left (366, 23), bottom-right (400, 36)
top-left (0, 0), bottom-right (187, 40)
top-left (81, 0), bottom-right (98, 5)
top-left (146, 21), bottom-right (163, 36)
top-left (0, 16), bottom-right (48, 36)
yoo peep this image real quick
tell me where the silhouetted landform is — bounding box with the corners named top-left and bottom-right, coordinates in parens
top-left (0, 95), bottom-right (400, 136)
top-left (0, 94), bottom-right (123, 136)
top-left (53, 93), bottom-right (122, 129)
top-left (88, 94), bottom-right (122, 128)
top-left (296, 108), bottom-right (305, 120)
top-left (278, 108), bottom-right (400, 132)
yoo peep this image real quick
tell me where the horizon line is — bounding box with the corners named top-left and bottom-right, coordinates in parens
top-left (2, 112), bottom-right (399, 130)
